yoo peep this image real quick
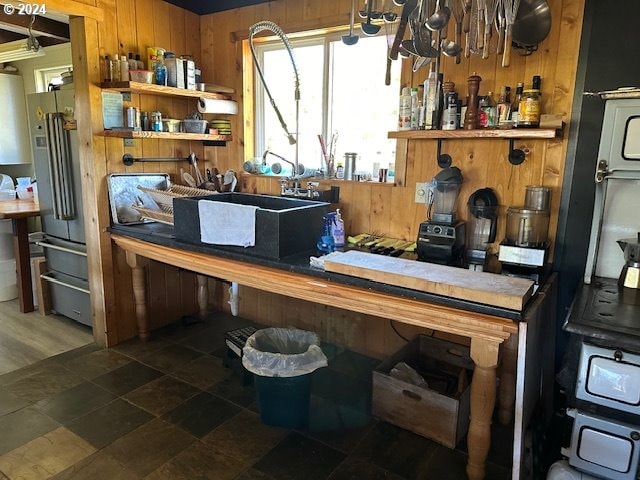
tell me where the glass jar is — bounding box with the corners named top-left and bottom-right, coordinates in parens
top-left (518, 89), bottom-right (541, 127)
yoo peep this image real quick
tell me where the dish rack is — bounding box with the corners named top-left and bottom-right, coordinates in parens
top-left (133, 184), bottom-right (214, 225)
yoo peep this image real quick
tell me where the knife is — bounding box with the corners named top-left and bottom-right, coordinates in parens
top-left (389, 0), bottom-right (417, 61)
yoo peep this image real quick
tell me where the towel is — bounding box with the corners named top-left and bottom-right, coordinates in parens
top-left (198, 200), bottom-right (258, 247)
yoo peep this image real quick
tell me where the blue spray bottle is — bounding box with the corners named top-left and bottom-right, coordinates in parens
top-left (317, 213), bottom-right (336, 254)
top-left (332, 209), bottom-right (345, 251)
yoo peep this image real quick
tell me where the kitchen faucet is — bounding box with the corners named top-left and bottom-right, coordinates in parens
top-left (249, 21), bottom-right (301, 195)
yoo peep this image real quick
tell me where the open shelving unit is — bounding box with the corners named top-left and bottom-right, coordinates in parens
top-left (100, 81), bottom-right (233, 100)
top-left (101, 129), bottom-right (231, 142)
top-left (388, 128), bottom-right (559, 140)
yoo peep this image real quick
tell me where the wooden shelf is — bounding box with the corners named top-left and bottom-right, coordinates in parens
top-left (100, 81), bottom-right (232, 101)
top-left (388, 128), bottom-right (559, 140)
top-left (101, 130), bottom-right (232, 142)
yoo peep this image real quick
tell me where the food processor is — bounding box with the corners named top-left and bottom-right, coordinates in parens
top-left (499, 185), bottom-right (551, 283)
top-left (416, 167), bottom-right (466, 266)
top-left (466, 188), bottom-right (498, 271)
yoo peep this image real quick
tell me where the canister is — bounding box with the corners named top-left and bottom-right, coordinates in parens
top-left (126, 107), bottom-right (137, 128)
top-left (344, 152), bottom-right (357, 181)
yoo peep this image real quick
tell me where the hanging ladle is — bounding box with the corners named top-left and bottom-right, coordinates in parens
top-left (426, 0), bottom-right (451, 31)
top-left (361, 0), bottom-right (382, 35)
top-left (441, 38), bottom-right (462, 56)
top-left (343, 0), bottom-right (360, 45)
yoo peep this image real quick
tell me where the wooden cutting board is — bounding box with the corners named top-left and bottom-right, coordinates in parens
top-left (323, 250), bottom-right (534, 311)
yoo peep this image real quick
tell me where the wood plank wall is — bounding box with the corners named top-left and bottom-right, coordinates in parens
top-left (69, 0), bottom-right (206, 345)
top-left (196, 0), bottom-right (585, 358)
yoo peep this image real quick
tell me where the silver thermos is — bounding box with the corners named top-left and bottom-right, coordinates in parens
top-left (344, 152), bottom-right (357, 181)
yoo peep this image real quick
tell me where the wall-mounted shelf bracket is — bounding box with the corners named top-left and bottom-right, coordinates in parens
top-left (436, 138), bottom-right (452, 168)
top-left (508, 139), bottom-right (526, 165)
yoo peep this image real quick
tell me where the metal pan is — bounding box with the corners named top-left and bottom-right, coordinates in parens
top-left (511, 0), bottom-right (551, 49)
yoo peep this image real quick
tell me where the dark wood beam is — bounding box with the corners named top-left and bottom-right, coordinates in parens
top-left (0, 11), bottom-right (69, 41)
top-left (0, 29), bottom-right (24, 43)
top-left (37, 36), bottom-right (68, 47)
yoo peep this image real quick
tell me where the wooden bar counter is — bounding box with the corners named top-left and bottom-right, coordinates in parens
top-left (110, 225), bottom-right (556, 480)
top-left (0, 199), bottom-right (40, 313)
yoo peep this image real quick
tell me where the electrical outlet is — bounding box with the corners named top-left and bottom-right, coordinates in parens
top-left (415, 182), bottom-right (427, 203)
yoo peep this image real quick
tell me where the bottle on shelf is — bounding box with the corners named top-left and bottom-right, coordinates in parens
top-left (398, 87), bottom-right (412, 131)
top-left (497, 86), bottom-right (512, 126)
top-left (102, 55), bottom-right (113, 82)
top-left (154, 48), bottom-right (167, 86)
top-left (518, 75), bottom-right (541, 128)
top-left (511, 82), bottom-right (524, 127)
top-left (127, 52), bottom-right (137, 72)
top-left (135, 54), bottom-right (145, 70)
top-left (410, 87), bottom-right (420, 130)
top-left (479, 92), bottom-right (496, 128)
top-left (335, 161), bottom-right (345, 179)
top-left (441, 91), bottom-right (458, 130)
top-left (423, 69), bottom-right (438, 129)
top-left (119, 55), bottom-right (129, 82)
top-left (110, 55), bottom-right (120, 83)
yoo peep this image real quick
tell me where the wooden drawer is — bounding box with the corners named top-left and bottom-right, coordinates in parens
top-left (372, 335), bottom-right (474, 449)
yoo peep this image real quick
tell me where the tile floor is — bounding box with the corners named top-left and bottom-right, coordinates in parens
top-left (0, 312), bottom-right (512, 479)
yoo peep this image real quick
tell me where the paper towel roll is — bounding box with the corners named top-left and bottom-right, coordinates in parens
top-left (197, 98), bottom-right (238, 115)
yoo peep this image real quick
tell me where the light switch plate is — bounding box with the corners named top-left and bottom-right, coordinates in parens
top-left (415, 182), bottom-right (427, 203)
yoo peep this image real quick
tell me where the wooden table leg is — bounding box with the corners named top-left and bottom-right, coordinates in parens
top-left (196, 274), bottom-right (208, 318)
top-left (467, 337), bottom-right (500, 480)
top-left (498, 332), bottom-right (518, 425)
top-left (12, 218), bottom-right (34, 313)
top-left (125, 252), bottom-right (150, 341)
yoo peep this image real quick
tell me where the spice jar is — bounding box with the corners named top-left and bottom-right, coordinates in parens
top-left (518, 89), bottom-right (540, 127)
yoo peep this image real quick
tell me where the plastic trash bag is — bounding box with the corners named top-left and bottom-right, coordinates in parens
top-left (242, 328), bottom-right (328, 378)
top-left (390, 361), bottom-right (429, 388)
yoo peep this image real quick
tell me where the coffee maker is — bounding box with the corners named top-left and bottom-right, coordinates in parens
top-left (466, 188), bottom-right (498, 271)
top-left (498, 186), bottom-right (551, 284)
top-left (416, 167), bottom-right (465, 266)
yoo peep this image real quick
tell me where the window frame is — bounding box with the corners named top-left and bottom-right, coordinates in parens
top-left (34, 65), bottom-right (73, 93)
top-left (251, 29), bottom-right (400, 174)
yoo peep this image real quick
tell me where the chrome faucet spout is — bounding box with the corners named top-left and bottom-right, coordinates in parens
top-left (249, 21), bottom-right (300, 180)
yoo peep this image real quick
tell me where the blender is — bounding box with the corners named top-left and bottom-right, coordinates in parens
top-left (466, 188), bottom-right (499, 271)
top-left (416, 167), bottom-right (466, 266)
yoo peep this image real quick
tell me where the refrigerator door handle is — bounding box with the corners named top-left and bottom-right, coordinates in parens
top-left (44, 113), bottom-right (76, 220)
top-left (44, 113), bottom-right (63, 220)
top-left (36, 240), bottom-right (88, 257)
top-left (40, 273), bottom-right (91, 295)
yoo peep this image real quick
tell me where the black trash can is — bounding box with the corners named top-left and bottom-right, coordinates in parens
top-left (242, 327), bottom-right (328, 428)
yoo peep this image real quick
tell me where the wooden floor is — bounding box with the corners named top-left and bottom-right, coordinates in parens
top-left (0, 299), bottom-right (93, 376)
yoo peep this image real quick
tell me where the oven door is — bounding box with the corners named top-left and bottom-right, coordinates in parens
top-left (576, 342), bottom-right (640, 415)
top-left (565, 409), bottom-right (640, 480)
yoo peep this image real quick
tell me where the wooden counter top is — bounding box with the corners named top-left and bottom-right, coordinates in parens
top-left (0, 198), bottom-right (40, 313)
top-left (0, 199), bottom-right (40, 219)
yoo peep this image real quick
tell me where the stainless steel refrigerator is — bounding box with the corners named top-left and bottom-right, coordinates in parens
top-left (28, 87), bottom-right (91, 328)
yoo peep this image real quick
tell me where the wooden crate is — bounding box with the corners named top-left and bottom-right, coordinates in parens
top-left (372, 335), bottom-right (474, 448)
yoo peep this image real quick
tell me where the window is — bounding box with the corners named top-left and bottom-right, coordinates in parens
top-left (253, 32), bottom-right (401, 178)
top-left (34, 65), bottom-right (73, 93)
